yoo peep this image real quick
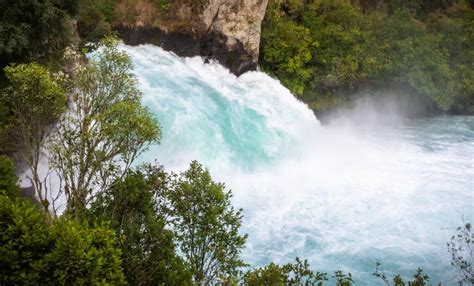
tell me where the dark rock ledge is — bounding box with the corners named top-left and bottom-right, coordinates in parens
top-left (117, 26), bottom-right (257, 76)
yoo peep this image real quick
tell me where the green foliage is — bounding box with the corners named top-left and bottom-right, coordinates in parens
top-left (1, 63), bottom-right (67, 211)
top-left (243, 257), bottom-right (354, 285)
top-left (262, 0), bottom-right (380, 105)
top-left (49, 36), bottom-right (161, 214)
top-left (90, 165), bottom-right (192, 285)
top-left (1, 63), bottom-right (66, 126)
top-left (243, 263), bottom-right (289, 285)
top-left (0, 195), bottom-right (125, 285)
top-left (260, 2), bottom-right (314, 96)
top-left (427, 1), bottom-right (474, 114)
top-left (379, 0), bottom-right (455, 17)
top-left (0, 0), bottom-right (75, 76)
top-left (302, 0), bottom-right (368, 91)
top-left (0, 155), bottom-right (19, 198)
top-left (365, 10), bottom-right (454, 109)
top-left (1, 63), bottom-right (67, 144)
top-left (243, 257), bottom-right (327, 285)
top-left (166, 161), bottom-right (248, 284)
top-left (43, 219), bottom-right (125, 285)
top-left (0, 196), bottom-right (51, 284)
top-left (76, 0), bottom-right (116, 45)
top-left (261, 0), bottom-right (474, 114)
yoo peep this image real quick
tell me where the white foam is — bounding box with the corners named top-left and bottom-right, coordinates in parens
top-left (121, 44), bottom-right (473, 284)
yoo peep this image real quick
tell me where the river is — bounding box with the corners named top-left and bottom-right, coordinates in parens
top-left (122, 44), bottom-right (474, 284)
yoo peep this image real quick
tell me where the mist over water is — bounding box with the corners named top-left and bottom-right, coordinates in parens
top-left (121, 44), bottom-right (474, 284)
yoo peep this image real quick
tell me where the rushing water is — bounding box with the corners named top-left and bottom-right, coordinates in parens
top-left (121, 44), bottom-right (474, 284)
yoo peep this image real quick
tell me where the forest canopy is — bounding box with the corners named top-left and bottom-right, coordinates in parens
top-left (260, 0), bottom-right (474, 115)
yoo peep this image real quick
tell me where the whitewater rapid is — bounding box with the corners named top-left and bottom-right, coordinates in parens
top-left (121, 44), bottom-right (474, 284)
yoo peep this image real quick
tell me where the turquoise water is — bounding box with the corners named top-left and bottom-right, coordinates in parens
top-left (121, 44), bottom-right (474, 284)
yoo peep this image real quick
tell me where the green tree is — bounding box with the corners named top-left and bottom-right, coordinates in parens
top-left (0, 195), bottom-right (125, 285)
top-left (166, 161), bottom-right (247, 285)
top-left (49, 37), bottom-right (161, 214)
top-left (1, 63), bottom-right (67, 213)
top-left (90, 165), bottom-right (192, 285)
top-left (0, 0), bottom-right (75, 80)
top-left (260, 1), bottom-right (314, 96)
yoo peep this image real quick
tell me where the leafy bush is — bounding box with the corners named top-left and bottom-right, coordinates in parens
top-left (43, 219), bottom-right (125, 285)
top-left (0, 195), bottom-right (125, 285)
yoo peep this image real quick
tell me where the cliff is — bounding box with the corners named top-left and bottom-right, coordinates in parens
top-left (115, 0), bottom-right (268, 76)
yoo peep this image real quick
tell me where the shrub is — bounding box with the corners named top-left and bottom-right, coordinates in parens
top-left (0, 195), bottom-right (125, 285)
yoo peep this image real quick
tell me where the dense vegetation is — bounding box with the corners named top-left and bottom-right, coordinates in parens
top-left (0, 0), bottom-right (473, 285)
top-left (0, 0), bottom-right (77, 80)
top-left (260, 0), bottom-right (474, 115)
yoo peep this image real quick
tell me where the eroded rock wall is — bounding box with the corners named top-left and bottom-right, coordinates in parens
top-left (115, 0), bottom-right (268, 75)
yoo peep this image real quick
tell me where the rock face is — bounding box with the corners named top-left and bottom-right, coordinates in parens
top-left (115, 0), bottom-right (268, 76)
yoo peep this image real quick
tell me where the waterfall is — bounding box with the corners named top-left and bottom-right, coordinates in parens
top-left (122, 44), bottom-right (474, 284)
